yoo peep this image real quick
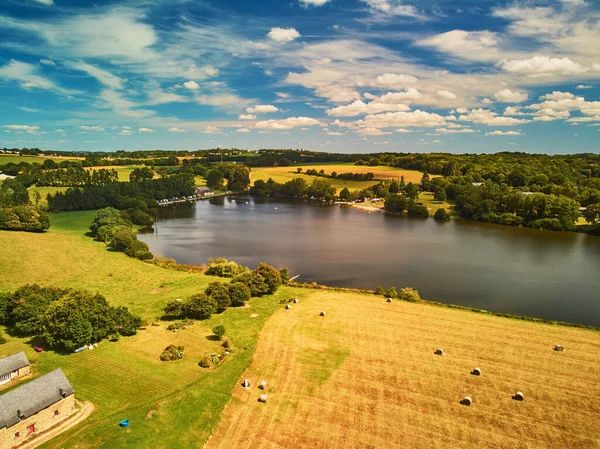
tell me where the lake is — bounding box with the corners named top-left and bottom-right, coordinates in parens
top-left (139, 197), bottom-right (600, 326)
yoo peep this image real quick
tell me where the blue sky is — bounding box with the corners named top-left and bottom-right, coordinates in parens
top-left (0, 0), bottom-right (599, 154)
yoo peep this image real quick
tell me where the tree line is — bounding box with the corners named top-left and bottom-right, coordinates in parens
top-left (0, 178), bottom-right (50, 232)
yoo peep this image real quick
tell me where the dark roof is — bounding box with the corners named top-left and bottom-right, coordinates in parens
top-left (0, 369), bottom-right (74, 429)
top-left (195, 186), bottom-right (212, 192)
top-left (0, 352), bottom-right (30, 377)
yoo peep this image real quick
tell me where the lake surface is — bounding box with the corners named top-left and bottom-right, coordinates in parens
top-left (139, 197), bottom-right (600, 326)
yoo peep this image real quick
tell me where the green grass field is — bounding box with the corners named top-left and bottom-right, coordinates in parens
top-left (0, 212), bottom-right (292, 448)
top-left (251, 164), bottom-right (426, 193)
top-left (0, 155), bottom-right (83, 164)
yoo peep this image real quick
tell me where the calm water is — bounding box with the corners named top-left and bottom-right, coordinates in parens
top-left (139, 197), bottom-right (600, 326)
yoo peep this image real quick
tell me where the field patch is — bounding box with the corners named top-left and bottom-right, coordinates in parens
top-left (207, 291), bottom-right (600, 449)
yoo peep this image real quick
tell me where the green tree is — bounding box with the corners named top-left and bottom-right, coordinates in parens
top-left (212, 325), bottom-right (226, 340)
top-left (229, 166), bottom-right (251, 192)
top-left (232, 272), bottom-right (269, 297)
top-left (109, 226), bottom-right (136, 252)
top-left (433, 208), bottom-right (450, 221)
top-left (129, 167), bottom-right (155, 183)
top-left (228, 282), bottom-right (251, 307)
top-left (584, 203), bottom-right (600, 225)
top-left (205, 281), bottom-right (231, 313)
top-left (434, 187), bottom-right (447, 202)
top-left (184, 293), bottom-right (217, 320)
top-left (163, 299), bottom-right (185, 317)
top-left (420, 172), bottom-right (431, 191)
top-left (279, 267), bottom-right (290, 284)
top-left (384, 195), bottom-right (408, 213)
top-left (124, 239), bottom-right (153, 260)
top-left (0, 329), bottom-right (7, 344)
top-left (405, 182), bottom-right (419, 201)
top-left (206, 169), bottom-right (225, 190)
top-left (385, 286), bottom-right (398, 298)
top-left (90, 207), bottom-right (121, 235)
top-left (254, 263), bottom-right (282, 294)
top-left (399, 287), bottom-right (421, 302)
top-left (389, 181), bottom-right (399, 194)
top-left (339, 187), bottom-right (351, 201)
top-left (296, 167), bottom-right (303, 173)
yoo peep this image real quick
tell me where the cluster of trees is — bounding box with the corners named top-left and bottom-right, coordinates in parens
top-left (250, 177), bottom-right (337, 203)
top-left (0, 179), bottom-right (50, 232)
top-left (163, 262), bottom-right (286, 320)
top-left (32, 167), bottom-right (119, 187)
top-left (298, 168), bottom-right (375, 182)
top-left (47, 174), bottom-right (195, 212)
top-left (204, 164), bottom-right (251, 192)
top-left (82, 155), bottom-right (179, 167)
top-left (0, 284), bottom-right (142, 351)
top-left (89, 207), bottom-right (153, 260)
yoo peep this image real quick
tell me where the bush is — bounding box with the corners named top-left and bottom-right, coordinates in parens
top-left (184, 293), bottom-right (217, 320)
top-left (232, 272), bottom-right (269, 297)
top-left (386, 286), bottom-right (398, 298)
top-left (163, 299), bottom-right (185, 317)
top-left (407, 202), bottom-right (429, 218)
top-left (254, 263), bottom-right (282, 294)
top-left (124, 239), bottom-right (153, 260)
top-left (222, 339), bottom-right (230, 349)
top-left (374, 286), bottom-right (384, 296)
top-left (205, 258), bottom-right (248, 278)
top-left (160, 344), bottom-right (184, 361)
top-left (279, 267), bottom-right (290, 284)
top-left (0, 329), bottom-right (7, 345)
top-left (228, 282), bottom-right (251, 307)
top-left (212, 325), bottom-right (226, 340)
top-left (433, 208), bottom-right (450, 221)
top-left (205, 281), bottom-right (231, 313)
top-left (199, 357), bottom-right (212, 368)
top-left (399, 287), bottom-right (421, 302)
top-left (109, 226), bottom-right (136, 252)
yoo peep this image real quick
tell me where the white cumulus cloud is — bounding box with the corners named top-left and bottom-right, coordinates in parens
top-left (168, 127), bottom-right (186, 132)
top-left (494, 89), bottom-right (529, 103)
top-left (267, 27), bottom-right (301, 43)
top-left (237, 128), bottom-right (251, 133)
top-left (239, 114), bottom-right (256, 120)
top-left (437, 90), bottom-right (457, 100)
top-left (138, 127), bottom-right (155, 133)
top-left (246, 105), bottom-right (279, 114)
top-left (498, 56), bottom-right (587, 76)
top-left (486, 131), bottom-right (522, 136)
top-left (299, 0), bottom-right (330, 5)
top-left (79, 126), bottom-right (104, 131)
top-left (183, 81), bottom-right (200, 90)
top-left (3, 125), bottom-right (40, 134)
top-left (255, 117), bottom-right (320, 130)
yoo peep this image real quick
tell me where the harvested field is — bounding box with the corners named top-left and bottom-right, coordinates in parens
top-left (207, 291), bottom-right (600, 449)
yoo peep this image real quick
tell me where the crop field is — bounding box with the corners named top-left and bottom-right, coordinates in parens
top-left (251, 164), bottom-right (425, 193)
top-left (207, 291), bottom-right (600, 449)
top-left (0, 155), bottom-right (83, 164)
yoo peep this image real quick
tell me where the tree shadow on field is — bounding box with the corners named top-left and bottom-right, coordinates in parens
top-left (205, 335), bottom-right (220, 342)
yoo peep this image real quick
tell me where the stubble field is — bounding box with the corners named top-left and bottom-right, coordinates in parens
top-left (207, 291), bottom-right (600, 449)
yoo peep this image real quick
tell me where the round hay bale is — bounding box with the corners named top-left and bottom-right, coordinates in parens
top-left (242, 379), bottom-right (250, 388)
top-left (434, 348), bottom-right (444, 355)
top-left (471, 367), bottom-right (481, 376)
top-left (554, 344), bottom-right (564, 352)
top-left (386, 298), bottom-right (393, 303)
top-left (513, 391), bottom-right (524, 401)
top-left (461, 396), bottom-right (472, 406)
top-left (285, 304), bottom-right (292, 309)
top-left (293, 299), bottom-right (299, 303)
top-left (258, 394), bottom-right (268, 403)
top-left (259, 380), bottom-right (268, 390)
top-left (320, 311), bottom-right (326, 316)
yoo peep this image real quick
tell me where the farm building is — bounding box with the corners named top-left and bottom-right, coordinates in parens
top-left (0, 352), bottom-right (30, 386)
top-left (195, 186), bottom-right (214, 197)
top-left (0, 369), bottom-right (76, 449)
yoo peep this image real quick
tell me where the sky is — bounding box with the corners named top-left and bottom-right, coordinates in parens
top-left (0, 0), bottom-right (599, 154)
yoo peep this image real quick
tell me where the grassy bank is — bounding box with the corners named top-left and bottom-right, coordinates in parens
top-left (0, 212), bottom-right (291, 448)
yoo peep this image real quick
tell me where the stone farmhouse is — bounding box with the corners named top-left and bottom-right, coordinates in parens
top-left (0, 352), bottom-right (30, 386)
top-left (0, 369), bottom-right (76, 449)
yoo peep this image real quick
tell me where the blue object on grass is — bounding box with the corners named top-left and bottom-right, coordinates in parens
top-left (119, 420), bottom-right (129, 427)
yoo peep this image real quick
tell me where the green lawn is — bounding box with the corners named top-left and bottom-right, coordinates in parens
top-left (0, 212), bottom-right (291, 448)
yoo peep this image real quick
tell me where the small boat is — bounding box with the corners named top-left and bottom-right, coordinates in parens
top-left (119, 420), bottom-right (129, 427)
top-left (273, 207), bottom-right (278, 210)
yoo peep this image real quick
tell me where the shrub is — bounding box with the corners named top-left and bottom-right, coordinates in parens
top-left (163, 299), bottom-right (185, 317)
top-left (160, 344), bottom-right (184, 361)
top-left (374, 286), bottom-right (385, 296)
top-left (205, 258), bottom-right (248, 278)
top-left (212, 325), bottom-right (226, 340)
top-left (184, 293), bottom-right (217, 320)
top-left (0, 329), bottom-right (7, 345)
top-left (199, 357), bottom-right (212, 368)
top-left (222, 339), bottom-right (230, 349)
top-left (232, 272), bottom-right (269, 297)
top-left (205, 281), bottom-right (231, 313)
top-left (279, 267), bottom-right (290, 284)
top-left (125, 239), bottom-right (153, 260)
top-left (254, 263), bottom-right (282, 294)
top-left (386, 286), bottom-right (398, 298)
top-left (433, 208), bottom-right (450, 221)
top-left (109, 226), bottom-right (137, 252)
top-left (407, 202), bottom-right (429, 218)
top-left (228, 282), bottom-right (251, 307)
top-left (399, 287), bottom-right (421, 302)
